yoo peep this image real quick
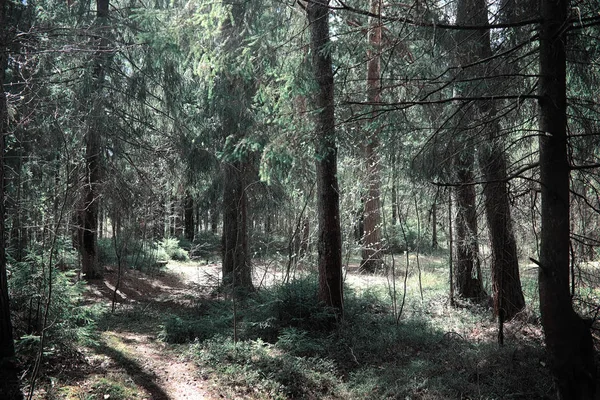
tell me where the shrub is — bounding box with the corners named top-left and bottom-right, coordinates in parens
top-left (158, 237), bottom-right (190, 261)
top-left (190, 231), bottom-right (220, 260)
top-left (9, 246), bottom-right (103, 359)
top-left (158, 274), bottom-right (336, 345)
top-left (195, 337), bottom-right (340, 399)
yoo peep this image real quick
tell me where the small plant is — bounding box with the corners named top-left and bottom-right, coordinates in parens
top-left (158, 237), bottom-right (190, 261)
top-left (86, 375), bottom-right (142, 400)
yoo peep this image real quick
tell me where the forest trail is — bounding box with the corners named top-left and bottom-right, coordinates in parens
top-left (78, 262), bottom-right (223, 400)
top-left (97, 330), bottom-right (211, 400)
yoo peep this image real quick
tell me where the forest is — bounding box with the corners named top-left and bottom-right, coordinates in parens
top-left (1, 0), bottom-right (600, 398)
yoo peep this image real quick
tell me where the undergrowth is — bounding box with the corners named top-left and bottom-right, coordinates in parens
top-left (98, 236), bottom-right (192, 269)
top-left (9, 245), bottom-right (103, 356)
top-left (159, 272), bottom-right (553, 399)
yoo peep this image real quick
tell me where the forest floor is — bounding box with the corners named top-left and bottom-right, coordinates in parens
top-left (31, 263), bottom-right (223, 400)
top-left (27, 255), bottom-right (565, 399)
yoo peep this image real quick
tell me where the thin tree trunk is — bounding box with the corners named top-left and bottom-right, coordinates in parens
top-left (184, 191), bottom-right (194, 241)
top-left (391, 179), bottom-right (398, 226)
top-left (210, 206), bottom-right (218, 234)
top-left (361, 0), bottom-right (383, 273)
top-left (308, 0), bottom-right (343, 314)
top-left (0, 0), bottom-right (23, 396)
top-left (538, 0), bottom-right (597, 397)
top-left (431, 202), bottom-right (438, 249)
top-left (448, 191), bottom-right (454, 306)
top-left (98, 201), bottom-right (103, 239)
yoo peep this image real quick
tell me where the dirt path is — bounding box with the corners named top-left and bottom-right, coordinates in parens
top-left (75, 262), bottom-right (222, 400)
top-left (100, 330), bottom-right (213, 400)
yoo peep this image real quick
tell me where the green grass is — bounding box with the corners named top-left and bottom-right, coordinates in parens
top-left (153, 258), bottom-right (554, 400)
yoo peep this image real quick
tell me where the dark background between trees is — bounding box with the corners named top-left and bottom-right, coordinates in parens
top-left (1, 0), bottom-right (600, 398)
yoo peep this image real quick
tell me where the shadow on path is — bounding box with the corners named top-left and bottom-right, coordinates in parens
top-left (93, 342), bottom-right (171, 400)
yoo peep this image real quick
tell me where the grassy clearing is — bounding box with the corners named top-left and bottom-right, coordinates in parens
top-left (157, 253), bottom-right (553, 399)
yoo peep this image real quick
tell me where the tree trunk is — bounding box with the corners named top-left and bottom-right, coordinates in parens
top-left (299, 217), bottom-right (309, 257)
top-left (219, 2), bottom-right (253, 292)
top-left (451, 0), bottom-right (487, 302)
top-left (80, 0), bottom-right (109, 280)
top-left (184, 191), bottom-right (194, 241)
top-left (454, 152), bottom-right (486, 301)
top-left (361, 0), bottom-right (383, 273)
top-left (479, 138), bottom-right (525, 320)
top-left (221, 162), bottom-right (252, 290)
top-left (80, 128), bottom-right (101, 279)
top-left (431, 202), bottom-right (438, 249)
top-left (98, 201), bottom-right (103, 239)
top-left (538, 0), bottom-right (597, 397)
top-left (210, 206), bottom-right (218, 234)
top-left (0, 1), bottom-right (23, 396)
top-left (391, 179), bottom-right (398, 226)
top-left (308, 0), bottom-right (343, 314)
top-left (454, 0), bottom-right (524, 315)
top-left (470, 0), bottom-right (526, 322)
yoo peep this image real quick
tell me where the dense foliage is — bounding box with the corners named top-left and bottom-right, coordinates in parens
top-left (1, 0), bottom-right (600, 398)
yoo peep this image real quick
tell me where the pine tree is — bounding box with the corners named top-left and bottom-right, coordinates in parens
top-left (538, 0), bottom-right (597, 396)
top-left (307, 0), bottom-right (343, 314)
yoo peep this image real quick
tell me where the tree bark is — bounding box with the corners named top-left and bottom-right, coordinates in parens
top-left (454, 0), bottom-right (524, 315)
top-left (451, 0), bottom-right (487, 302)
top-left (479, 136), bottom-right (525, 320)
top-left (476, 0), bottom-right (526, 322)
top-left (361, 0), bottom-right (383, 273)
top-left (538, 0), bottom-right (597, 397)
top-left (308, 0), bottom-right (343, 314)
top-left (453, 151), bottom-right (486, 301)
top-left (221, 162), bottom-right (252, 290)
top-left (184, 191), bottom-right (194, 241)
top-left (80, 0), bottom-right (109, 280)
top-left (80, 128), bottom-right (101, 279)
top-left (219, 2), bottom-right (253, 292)
top-left (0, 0), bottom-right (23, 396)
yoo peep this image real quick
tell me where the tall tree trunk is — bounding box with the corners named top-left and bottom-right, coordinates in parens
top-left (299, 217), bottom-right (309, 257)
top-left (361, 0), bottom-right (383, 273)
top-left (80, 0), bottom-right (109, 280)
top-left (451, 0), bottom-right (486, 302)
top-left (455, 0), bottom-right (524, 315)
top-left (454, 151), bottom-right (486, 301)
top-left (219, 2), bottom-right (253, 292)
top-left (460, 0), bottom-right (525, 320)
top-left (308, 0), bottom-right (343, 314)
top-left (475, 0), bottom-right (526, 322)
top-left (0, 1), bottom-right (23, 396)
top-left (538, 0), bottom-right (597, 397)
top-left (391, 179), bottom-right (398, 226)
